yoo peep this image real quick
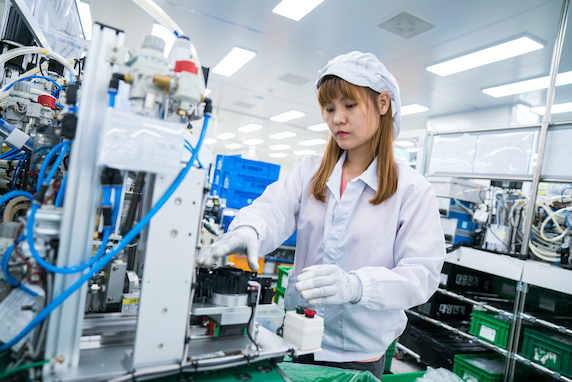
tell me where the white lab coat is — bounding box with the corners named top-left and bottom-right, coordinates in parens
top-left (228, 151), bottom-right (446, 362)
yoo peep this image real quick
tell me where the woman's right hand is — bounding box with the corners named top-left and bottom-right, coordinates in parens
top-left (197, 226), bottom-right (260, 271)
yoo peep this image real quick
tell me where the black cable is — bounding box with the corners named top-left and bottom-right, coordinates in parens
top-left (246, 305), bottom-right (259, 354)
top-left (123, 172), bottom-right (145, 235)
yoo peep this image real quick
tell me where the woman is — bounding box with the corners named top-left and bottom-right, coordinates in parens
top-left (199, 51), bottom-right (445, 379)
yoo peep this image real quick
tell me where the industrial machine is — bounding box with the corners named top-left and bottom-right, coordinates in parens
top-left (0, 2), bottom-right (311, 381)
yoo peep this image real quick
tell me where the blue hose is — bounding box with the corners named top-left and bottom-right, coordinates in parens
top-left (27, 204), bottom-right (113, 274)
top-left (0, 191), bottom-right (34, 208)
top-left (3, 76), bottom-right (63, 94)
top-left (55, 173), bottom-right (68, 208)
top-left (112, 185), bottom-right (122, 226)
top-left (1, 235), bottom-right (39, 297)
top-left (0, 114), bottom-right (210, 352)
top-left (36, 141), bottom-right (72, 193)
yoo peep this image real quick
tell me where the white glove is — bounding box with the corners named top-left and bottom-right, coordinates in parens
top-left (295, 264), bottom-right (362, 305)
top-left (197, 226), bottom-right (261, 271)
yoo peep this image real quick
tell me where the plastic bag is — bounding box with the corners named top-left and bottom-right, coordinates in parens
top-left (414, 367), bottom-right (464, 382)
top-left (280, 363), bottom-right (380, 382)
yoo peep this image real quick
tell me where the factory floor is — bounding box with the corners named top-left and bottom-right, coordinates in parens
top-left (388, 354), bottom-right (426, 374)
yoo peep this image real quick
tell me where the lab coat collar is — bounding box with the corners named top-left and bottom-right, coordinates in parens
top-left (326, 152), bottom-right (378, 201)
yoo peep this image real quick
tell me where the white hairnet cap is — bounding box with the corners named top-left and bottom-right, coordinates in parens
top-left (315, 51), bottom-right (401, 139)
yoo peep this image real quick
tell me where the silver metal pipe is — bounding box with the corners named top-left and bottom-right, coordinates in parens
top-left (521, 0), bottom-right (570, 260)
top-left (432, 123), bottom-right (541, 136)
top-left (430, 173), bottom-right (533, 181)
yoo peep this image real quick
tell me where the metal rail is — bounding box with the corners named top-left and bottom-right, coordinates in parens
top-left (405, 309), bottom-right (572, 382)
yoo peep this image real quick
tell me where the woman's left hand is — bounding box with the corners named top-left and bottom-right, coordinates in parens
top-left (295, 264), bottom-right (362, 305)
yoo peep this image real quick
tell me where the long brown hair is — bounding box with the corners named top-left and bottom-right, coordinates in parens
top-left (310, 76), bottom-right (398, 205)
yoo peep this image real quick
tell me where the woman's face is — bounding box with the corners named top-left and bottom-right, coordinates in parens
top-left (323, 94), bottom-right (378, 157)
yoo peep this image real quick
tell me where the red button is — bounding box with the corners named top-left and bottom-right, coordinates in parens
top-left (304, 309), bottom-right (316, 318)
top-left (38, 95), bottom-right (56, 110)
top-left (174, 60), bottom-right (198, 74)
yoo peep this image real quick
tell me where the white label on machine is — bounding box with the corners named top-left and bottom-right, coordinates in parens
top-left (0, 283), bottom-right (45, 351)
top-left (97, 108), bottom-right (185, 174)
top-left (538, 297), bottom-right (556, 312)
top-left (479, 325), bottom-right (497, 342)
top-left (463, 372), bottom-right (479, 382)
top-left (5, 128), bottom-right (30, 149)
top-left (121, 297), bottom-right (139, 315)
top-left (440, 273), bottom-right (448, 286)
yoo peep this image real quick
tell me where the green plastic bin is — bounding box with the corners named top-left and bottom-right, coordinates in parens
top-left (382, 371), bottom-right (426, 381)
top-left (469, 310), bottom-right (511, 349)
top-left (274, 286), bottom-right (285, 310)
top-left (277, 266), bottom-right (292, 290)
top-left (453, 353), bottom-right (504, 382)
top-left (384, 340), bottom-right (396, 373)
top-left (520, 328), bottom-right (572, 378)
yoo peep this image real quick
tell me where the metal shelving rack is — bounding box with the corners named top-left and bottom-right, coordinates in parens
top-left (414, 1), bottom-right (572, 380)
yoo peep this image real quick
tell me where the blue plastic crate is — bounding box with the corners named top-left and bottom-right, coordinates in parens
top-left (222, 215), bottom-right (235, 233)
top-left (216, 155), bottom-right (280, 180)
top-left (222, 172), bottom-right (276, 194)
top-left (219, 188), bottom-right (260, 209)
top-left (283, 232), bottom-right (296, 246)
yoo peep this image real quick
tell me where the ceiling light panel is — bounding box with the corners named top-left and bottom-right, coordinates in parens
top-left (483, 70), bottom-right (572, 98)
top-left (294, 150), bottom-right (316, 156)
top-left (212, 47), bottom-right (256, 77)
top-left (238, 123), bottom-right (263, 133)
top-left (244, 139), bottom-right (264, 145)
top-left (530, 102), bottom-right (572, 115)
top-left (272, 0), bottom-right (325, 21)
top-left (270, 110), bottom-right (305, 122)
top-left (299, 139), bottom-right (327, 146)
top-left (203, 138), bottom-right (217, 145)
top-left (307, 123), bottom-right (329, 131)
top-left (401, 104), bottom-right (429, 116)
top-left (269, 144), bottom-right (291, 150)
top-left (217, 132), bottom-right (236, 140)
top-left (269, 153), bottom-right (288, 158)
top-left (270, 131), bottom-right (296, 140)
top-left (225, 143), bottom-right (241, 149)
top-left (426, 37), bottom-right (544, 77)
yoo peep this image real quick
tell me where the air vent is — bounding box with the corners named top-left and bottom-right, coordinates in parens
top-left (377, 11), bottom-right (437, 39)
top-left (278, 73), bottom-right (311, 86)
top-left (233, 101), bottom-right (256, 109)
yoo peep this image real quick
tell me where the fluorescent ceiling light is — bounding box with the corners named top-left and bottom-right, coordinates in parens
top-left (270, 110), bottom-right (305, 122)
top-left (269, 144), bottom-right (291, 150)
top-left (299, 139), bottom-right (327, 146)
top-left (203, 138), bottom-right (217, 145)
top-left (530, 102), bottom-right (572, 115)
top-left (76, 1), bottom-right (92, 40)
top-left (217, 132), bottom-right (235, 140)
top-left (151, 24), bottom-right (176, 56)
top-left (205, 89), bottom-right (212, 96)
top-left (401, 104), bottom-right (429, 116)
top-left (270, 131), bottom-right (296, 140)
top-left (483, 70), bottom-right (572, 98)
top-left (426, 37), bottom-right (544, 77)
top-left (212, 47), bottom-right (256, 77)
top-left (307, 123), bottom-right (328, 131)
top-left (272, 0), bottom-right (325, 21)
top-left (238, 123), bottom-right (263, 133)
top-left (225, 143), bottom-right (241, 149)
top-left (394, 141), bottom-right (415, 148)
top-left (294, 150), bottom-right (316, 156)
top-left (269, 153), bottom-right (288, 158)
top-left (244, 139), bottom-right (264, 145)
